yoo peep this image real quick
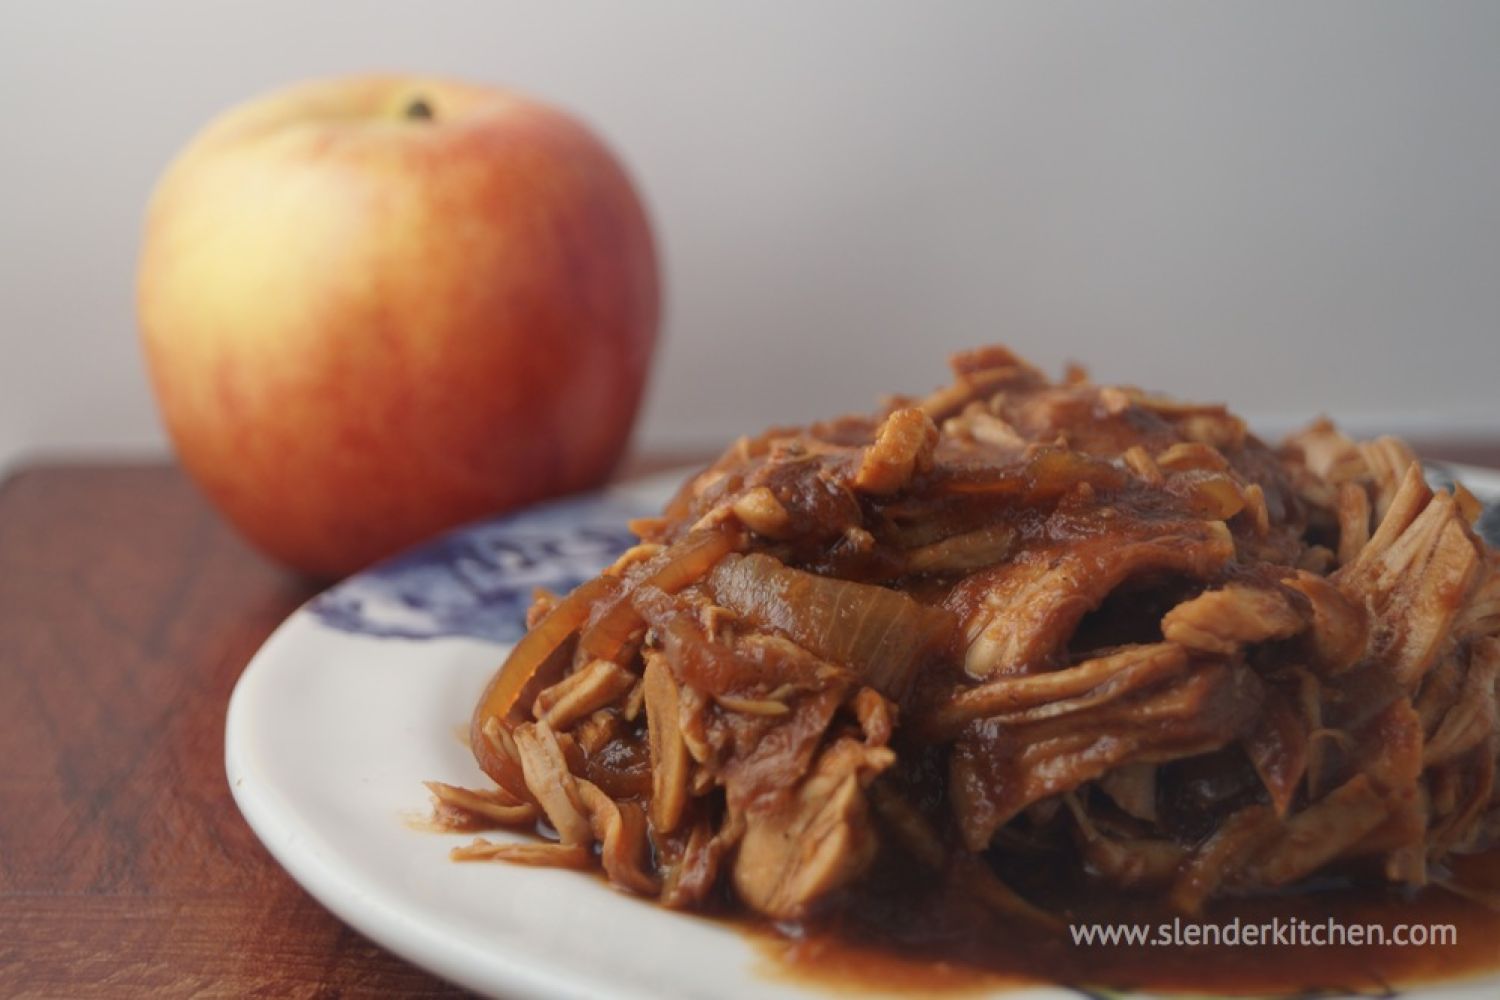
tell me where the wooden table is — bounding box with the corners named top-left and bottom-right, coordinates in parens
top-left (3, 443), bottom-right (1496, 997)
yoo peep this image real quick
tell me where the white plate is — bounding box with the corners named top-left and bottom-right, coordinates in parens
top-left (227, 464), bottom-right (1500, 1000)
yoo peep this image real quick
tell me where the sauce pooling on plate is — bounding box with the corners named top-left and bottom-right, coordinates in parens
top-left (757, 849), bottom-right (1500, 995)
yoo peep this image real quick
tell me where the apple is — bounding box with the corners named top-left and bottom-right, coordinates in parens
top-left (138, 75), bottom-right (660, 578)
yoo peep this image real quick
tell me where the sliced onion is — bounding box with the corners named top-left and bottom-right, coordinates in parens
top-left (470, 574), bottom-right (618, 750)
top-left (471, 527), bottom-right (739, 760)
top-left (707, 553), bottom-right (956, 700)
top-left (576, 528), bottom-right (741, 663)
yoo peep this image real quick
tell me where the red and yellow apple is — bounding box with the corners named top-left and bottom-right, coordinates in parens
top-left (138, 75), bottom-right (659, 578)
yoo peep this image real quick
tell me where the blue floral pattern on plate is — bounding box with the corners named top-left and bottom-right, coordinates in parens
top-left (309, 466), bottom-right (1500, 645)
top-left (308, 491), bottom-right (653, 643)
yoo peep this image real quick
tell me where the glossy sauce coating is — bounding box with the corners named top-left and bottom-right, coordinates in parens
top-left (754, 849), bottom-right (1500, 995)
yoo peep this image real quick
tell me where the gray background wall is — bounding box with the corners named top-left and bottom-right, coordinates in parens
top-left (3, 1), bottom-right (1497, 470)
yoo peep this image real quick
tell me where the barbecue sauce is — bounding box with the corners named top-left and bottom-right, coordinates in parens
top-left (748, 848), bottom-right (1500, 995)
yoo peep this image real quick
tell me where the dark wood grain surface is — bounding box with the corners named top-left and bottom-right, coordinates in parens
top-left (2, 443), bottom-right (1496, 997)
top-left (0, 452), bottom-right (705, 999)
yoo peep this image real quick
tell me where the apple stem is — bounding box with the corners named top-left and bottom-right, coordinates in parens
top-left (405, 97), bottom-right (434, 121)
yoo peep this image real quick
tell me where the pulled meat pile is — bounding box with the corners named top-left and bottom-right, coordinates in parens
top-left (435, 346), bottom-right (1500, 923)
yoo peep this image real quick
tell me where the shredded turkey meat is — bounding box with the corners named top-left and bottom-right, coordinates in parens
top-left (431, 345), bottom-right (1500, 928)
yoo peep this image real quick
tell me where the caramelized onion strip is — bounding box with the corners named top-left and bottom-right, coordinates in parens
top-left (707, 553), bottom-right (955, 701)
top-left (575, 528), bottom-right (741, 663)
top-left (471, 575), bottom-right (618, 747)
